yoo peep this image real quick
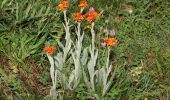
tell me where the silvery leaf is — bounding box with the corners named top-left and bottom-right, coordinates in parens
top-left (68, 70), bottom-right (75, 85)
top-left (54, 52), bottom-right (63, 69)
top-left (81, 47), bottom-right (88, 66)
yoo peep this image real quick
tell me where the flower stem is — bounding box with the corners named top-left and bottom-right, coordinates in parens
top-left (91, 22), bottom-right (95, 51)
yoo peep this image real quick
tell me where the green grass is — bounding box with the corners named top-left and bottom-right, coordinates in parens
top-left (0, 0), bottom-right (170, 99)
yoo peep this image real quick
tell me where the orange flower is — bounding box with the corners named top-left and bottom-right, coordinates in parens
top-left (79, 0), bottom-right (88, 8)
top-left (84, 11), bottom-right (99, 22)
top-left (43, 46), bottom-right (56, 55)
top-left (58, 1), bottom-right (69, 11)
top-left (73, 13), bottom-right (84, 22)
top-left (103, 38), bottom-right (118, 46)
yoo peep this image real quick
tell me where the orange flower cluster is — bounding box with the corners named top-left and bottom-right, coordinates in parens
top-left (43, 46), bottom-right (56, 55)
top-left (73, 13), bottom-right (84, 22)
top-left (84, 11), bottom-right (100, 22)
top-left (57, 0), bottom-right (99, 22)
top-left (58, 1), bottom-right (69, 11)
top-left (79, 0), bottom-right (88, 8)
top-left (103, 38), bottom-right (118, 46)
top-left (73, 10), bottom-right (99, 22)
top-left (73, 11), bottom-right (99, 22)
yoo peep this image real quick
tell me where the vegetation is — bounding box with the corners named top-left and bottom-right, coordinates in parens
top-left (0, 0), bottom-right (170, 100)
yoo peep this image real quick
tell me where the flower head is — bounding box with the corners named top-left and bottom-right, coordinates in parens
top-left (103, 37), bottom-right (118, 46)
top-left (43, 46), bottom-right (56, 55)
top-left (89, 7), bottom-right (95, 13)
top-left (73, 13), bottom-right (84, 22)
top-left (109, 30), bottom-right (116, 36)
top-left (58, 1), bottom-right (69, 11)
top-left (84, 9), bottom-right (99, 22)
top-left (79, 0), bottom-right (88, 8)
top-left (101, 42), bottom-right (107, 46)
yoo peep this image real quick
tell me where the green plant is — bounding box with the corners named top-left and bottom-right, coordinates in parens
top-left (0, 0), bottom-right (63, 65)
top-left (45, 1), bottom-right (120, 99)
top-left (0, 32), bottom-right (47, 64)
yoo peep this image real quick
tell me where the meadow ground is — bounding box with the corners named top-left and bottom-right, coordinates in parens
top-left (0, 0), bottom-right (170, 100)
